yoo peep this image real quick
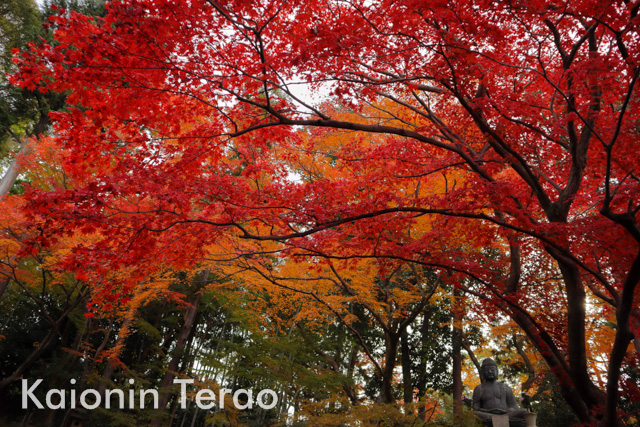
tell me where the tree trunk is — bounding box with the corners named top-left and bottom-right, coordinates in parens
top-left (512, 335), bottom-right (535, 392)
top-left (0, 277), bottom-right (9, 300)
top-left (0, 326), bottom-right (59, 390)
top-left (452, 286), bottom-right (463, 420)
top-left (299, 325), bottom-right (359, 405)
top-left (506, 305), bottom-right (596, 424)
top-left (400, 328), bottom-right (413, 404)
top-left (380, 332), bottom-right (399, 404)
top-left (416, 311), bottom-right (432, 420)
top-left (346, 344), bottom-right (359, 405)
top-left (601, 250), bottom-right (640, 427)
top-left (554, 257), bottom-right (603, 409)
top-left (150, 270), bottom-right (207, 427)
top-left (0, 138), bottom-right (31, 199)
top-left (0, 287), bottom-right (87, 391)
top-left (98, 362), bottom-right (115, 396)
top-left (461, 331), bottom-right (482, 382)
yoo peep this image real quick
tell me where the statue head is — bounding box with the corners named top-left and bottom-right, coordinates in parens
top-left (480, 358), bottom-right (498, 382)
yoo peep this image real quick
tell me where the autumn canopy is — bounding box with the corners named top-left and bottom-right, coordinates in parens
top-left (2, 0), bottom-right (640, 425)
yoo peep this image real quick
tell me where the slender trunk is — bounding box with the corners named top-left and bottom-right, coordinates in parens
top-left (83, 318), bottom-right (114, 383)
top-left (43, 317), bottom-right (77, 424)
top-left (417, 311), bottom-right (432, 420)
top-left (452, 286), bottom-right (463, 419)
top-left (0, 287), bottom-right (87, 391)
top-left (98, 362), bottom-right (115, 396)
top-left (178, 399), bottom-right (191, 427)
top-left (0, 326), bottom-right (59, 390)
top-left (601, 250), bottom-right (640, 427)
top-left (298, 325), bottom-right (359, 405)
top-left (167, 314), bottom-right (201, 427)
top-left (153, 293), bottom-right (201, 417)
top-left (150, 270), bottom-right (207, 427)
top-left (160, 327), bottom-right (176, 354)
top-left (62, 317), bottom-right (89, 375)
top-left (381, 331), bottom-right (399, 404)
top-left (189, 404), bottom-right (200, 427)
top-left (0, 108), bottom-right (48, 199)
top-left (346, 344), bottom-right (359, 405)
top-left (0, 138), bottom-right (30, 199)
top-left (0, 277), bottom-right (9, 300)
top-left (147, 303), bottom-right (169, 358)
top-left (512, 335), bottom-right (535, 392)
top-left (461, 331), bottom-right (481, 382)
top-left (400, 328), bottom-right (413, 404)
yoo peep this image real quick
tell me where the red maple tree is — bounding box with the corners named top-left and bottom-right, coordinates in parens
top-left (10, 0), bottom-right (640, 424)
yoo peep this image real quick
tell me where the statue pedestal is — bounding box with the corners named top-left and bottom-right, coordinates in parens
top-left (488, 413), bottom-right (536, 427)
top-left (523, 412), bottom-right (537, 427)
top-left (490, 414), bottom-right (509, 427)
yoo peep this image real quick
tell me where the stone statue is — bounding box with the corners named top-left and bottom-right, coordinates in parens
top-left (473, 358), bottom-right (528, 427)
